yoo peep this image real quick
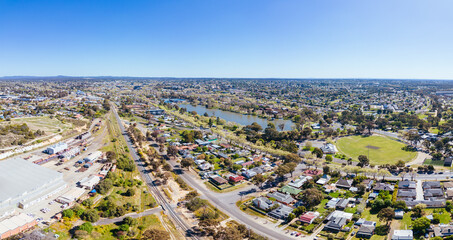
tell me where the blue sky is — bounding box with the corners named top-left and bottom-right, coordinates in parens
top-left (0, 0), bottom-right (452, 79)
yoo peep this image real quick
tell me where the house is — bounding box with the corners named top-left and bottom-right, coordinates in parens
top-left (267, 192), bottom-right (295, 205)
top-left (445, 157), bottom-right (453, 167)
top-left (447, 190), bottom-right (453, 200)
top-left (336, 199), bottom-right (349, 210)
top-left (424, 189), bottom-right (444, 199)
top-left (397, 189), bottom-right (417, 200)
top-left (395, 210), bottom-right (404, 219)
top-left (434, 225), bottom-right (453, 238)
top-left (373, 182), bottom-right (395, 192)
top-left (252, 197), bottom-right (276, 211)
top-left (422, 181), bottom-right (441, 189)
top-left (357, 225), bottom-right (375, 238)
top-left (444, 182), bottom-right (453, 190)
top-left (324, 184), bottom-right (337, 193)
top-left (321, 143), bottom-right (337, 154)
top-left (355, 219), bottom-right (376, 226)
top-left (398, 180), bottom-right (416, 189)
top-left (228, 175), bottom-right (244, 183)
top-left (362, 179), bottom-right (374, 190)
top-left (324, 211), bottom-right (353, 232)
top-left (299, 212), bottom-right (320, 224)
top-left (391, 230), bottom-right (413, 240)
top-left (326, 198), bottom-right (340, 208)
top-left (336, 179), bottom-right (353, 189)
top-left (209, 176), bottom-right (228, 185)
top-left (268, 205), bottom-right (293, 220)
top-left (368, 192), bottom-right (379, 200)
top-left (242, 170), bottom-right (257, 179)
top-left (316, 174), bottom-right (331, 185)
top-left (199, 163), bottom-right (213, 171)
top-left (279, 186), bottom-right (302, 195)
top-left (288, 176), bottom-right (312, 188)
top-left (304, 169), bottom-right (322, 176)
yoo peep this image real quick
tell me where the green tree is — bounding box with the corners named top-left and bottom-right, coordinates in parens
top-left (377, 207), bottom-right (395, 226)
top-left (301, 188), bottom-right (324, 209)
top-left (292, 206), bottom-right (307, 217)
top-left (325, 155), bottom-right (333, 161)
top-left (62, 209), bottom-right (74, 218)
top-left (78, 222), bottom-right (94, 233)
top-left (312, 148), bottom-right (323, 158)
top-left (81, 209), bottom-right (99, 223)
top-left (412, 217), bottom-right (430, 233)
top-left (358, 155), bottom-right (369, 166)
top-left (181, 157), bottom-right (193, 170)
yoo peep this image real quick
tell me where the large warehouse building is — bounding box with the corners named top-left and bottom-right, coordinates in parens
top-left (0, 158), bottom-right (67, 218)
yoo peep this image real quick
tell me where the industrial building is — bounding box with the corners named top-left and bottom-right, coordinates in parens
top-left (0, 158), bottom-right (67, 218)
top-left (46, 142), bottom-right (68, 154)
top-left (0, 213), bottom-right (37, 239)
top-left (83, 151), bottom-right (102, 163)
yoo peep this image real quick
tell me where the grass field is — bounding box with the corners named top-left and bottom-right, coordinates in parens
top-left (5, 116), bottom-right (73, 133)
top-left (336, 135), bottom-right (417, 165)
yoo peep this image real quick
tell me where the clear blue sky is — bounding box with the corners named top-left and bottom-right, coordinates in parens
top-left (0, 0), bottom-right (452, 79)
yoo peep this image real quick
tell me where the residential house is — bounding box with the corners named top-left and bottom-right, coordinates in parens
top-left (373, 182), bottom-right (395, 192)
top-left (279, 186), bottom-right (302, 196)
top-left (443, 182), bottom-right (453, 190)
top-left (316, 174), bottom-right (331, 185)
top-left (324, 184), bottom-right (337, 193)
top-left (267, 192), bottom-right (295, 205)
top-left (288, 175), bottom-right (312, 188)
top-left (268, 205), bottom-right (294, 220)
top-left (228, 174), bottom-right (244, 183)
top-left (445, 157), bottom-right (453, 167)
top-left (323, 211), bottom-right (353, 233)
top-left (395, 210), bottom-right (404, 219)
top-left (321, 143), bottom-right (338, 154)
top-left (209, 176), bottom-right (228, 186)
top-left (398, 180), bottom-right (416, 189)
top-left (336, 179), bottom-right (353, 189)
top-left (242, 170), bottom-right (257, 179)
top-left (391, 230), bottom-right (413, 240)
top-left (252, 197), bottom-right (276, 211)
top-left (434, 225), bottom-right (453, 238)
top-left (336, 199), bottom-right (350, 210)
top-left (423, 181), bottom-right (441, 189)
top-left (299, 212), bottom-right (320, 224)
top-left (326, 198), bottom-right (340, 208)
top-left (362, 179), bottom-right (374, 190)
top-left (357, 225), bottom-right (375, 239)
top-left (447, 190), bottom-right (453, 200)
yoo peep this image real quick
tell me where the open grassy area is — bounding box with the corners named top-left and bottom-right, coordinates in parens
top-left (203, 181), bottom-right (248, 193)
top-left (5, 116), bottom-right (73, 133)
top-left (336, 135), bottom-right (417, 165)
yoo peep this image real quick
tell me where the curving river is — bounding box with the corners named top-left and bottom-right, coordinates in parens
top-left (178, 104), bottom-right (294, 131)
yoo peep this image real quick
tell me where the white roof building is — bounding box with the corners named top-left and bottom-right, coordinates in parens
top-left (392, 230), bottom-right (413, 240)
top-left (56, 188), bottom-right (86, 204)
top-left (78, 175), bottom-right (101, 189)
top-left (0, 158), bottom-right (67, 218)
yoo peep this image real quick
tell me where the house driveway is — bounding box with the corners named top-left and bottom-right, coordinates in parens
top-left (416, 180), bottom-right (424, 201)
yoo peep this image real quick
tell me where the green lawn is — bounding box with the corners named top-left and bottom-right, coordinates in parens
top-left (336, 135), bottom-right (417, 165)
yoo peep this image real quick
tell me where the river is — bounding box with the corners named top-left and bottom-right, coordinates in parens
top-left (178, 104), bottom-right (294, 131)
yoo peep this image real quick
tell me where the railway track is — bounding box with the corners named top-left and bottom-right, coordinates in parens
top-left (112, 107), bottom-right (199, 240)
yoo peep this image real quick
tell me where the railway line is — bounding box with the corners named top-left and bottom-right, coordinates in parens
top-left (112, 106), bottom-right (199, 240)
